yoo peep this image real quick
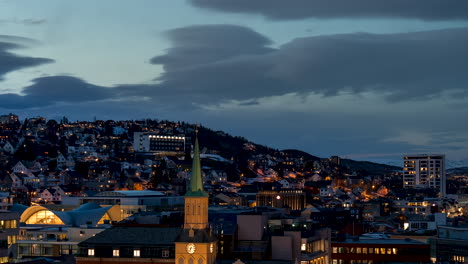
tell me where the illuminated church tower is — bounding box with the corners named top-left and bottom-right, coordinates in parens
top-left (175, 134), bottom-right (217, 264)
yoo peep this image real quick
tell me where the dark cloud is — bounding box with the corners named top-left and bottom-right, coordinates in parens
top-left (0, 38), bottom-right (53, 80)
top-left (0, 76), bottom-right (114, 109)
top-left (20, 19), bottom-right (47, 25)
top-left (190, 0), bottom-right (468, 21)
top-left (150, 24), bottom-right (274, 72)
top-left (149, 25), bottom-right (468, 102)
top-left (3, 25), bottom-right (468, 111)
top-left (0, 35), bottom-right (40, 45)
top-left (0, 18), bottom-right (47, 25)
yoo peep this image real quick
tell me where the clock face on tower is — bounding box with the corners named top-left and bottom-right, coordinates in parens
top-left (186, 243), bottom-right (196, 254)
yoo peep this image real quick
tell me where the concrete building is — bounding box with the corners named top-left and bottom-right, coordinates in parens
top-left (331, 236), bottom-right (431, 264)
top-left (256, 190), bottom-right (306, 211)
top-left (403, 213), bottom-right (446, 232)
top-left (433, 224), bottom-right (468, 263)
top-left (61, 190), bottom-right (184, 219)
top-left (11, 202), bottom-right (122, 260)
top-left (16, 226), bottom-right (106, 259)
top-left (0, 212), bottom-right (19, 263)
top-left (403, 154), bottom-right (446, 197)
top-left (134, 132), bottom-right (186, 155)
top-left (393, 198), bottom-right (439, 215)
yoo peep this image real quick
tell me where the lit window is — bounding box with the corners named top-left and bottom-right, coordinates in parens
top-left (301, 243), bottom-right (306, 251)
top-left (134, 249), bottom-right (140, 257)
top-left (88, 249), bottom-right (95, 256)
top-left (113, 249), bottom-right (119, 257)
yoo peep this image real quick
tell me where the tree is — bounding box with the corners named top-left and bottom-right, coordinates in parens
top-left (48, 159), bottom-right (57, 171)
top-left (75, 162), bottom-right (90, 178)
top-left (14, 140), bottom-right (37, 161)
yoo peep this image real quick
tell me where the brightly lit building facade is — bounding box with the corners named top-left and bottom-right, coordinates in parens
top-left (11, 203), bottom-right (122, 260)
top-left (403, 154), bottom-right (446, 197)
top-left (134, 132), bottom-right (186, 155)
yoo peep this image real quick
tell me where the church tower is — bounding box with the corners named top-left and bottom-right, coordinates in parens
top-left (175, 133), bottom-right (217, 264)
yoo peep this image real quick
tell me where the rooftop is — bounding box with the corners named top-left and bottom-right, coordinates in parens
top-left (94, 190), bottom-right (165, 197)
top-left (333, 238), bottom-right (427, 245)
top-left (80, 226), bottom-right (182, 246)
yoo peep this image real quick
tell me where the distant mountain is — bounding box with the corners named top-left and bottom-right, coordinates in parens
top-left (447, 167), bottom-right (468, 175)
top-left (281, 149), bottom-right (321, 161)
top-left (360, 157), bottom-right (468, 170)
top-left (192, 126), bottom-right (401, 176)
top-left (446, 159), bottom-right (468, 169)
top-left (340, 159), bottom-right (401, 175)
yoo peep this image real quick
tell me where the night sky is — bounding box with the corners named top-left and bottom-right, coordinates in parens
top-left (1, 0), bottom-right (468, 164)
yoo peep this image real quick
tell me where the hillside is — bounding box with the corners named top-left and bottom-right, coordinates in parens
top-left (194, 124), bottom-right (400, 176)
top-left (0, 114), bottom-right (402, 178)
top-left (340, 159), bottom-right (401, 176)
top-left (281, 149), bottom-right (321, 161)
top-left (447, 167), bottom-right (468, 175)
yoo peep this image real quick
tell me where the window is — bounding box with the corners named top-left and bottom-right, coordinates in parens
top-left (7, 236), bottom-right (16, 245)
top-left (113, 249), bottom-right (119, 257)
top-left (357, 248), bottom-right (361, 254)
top-left (88, 249), bottom-right (95, 256)
top-left (162, 249), bottom-right (170, 258)
top-left (363, 248), bottom-right (368, 254)
top-left (25, 210), bottom-right (64, 225)
top-left (133, 249), bottom-right (140, 257)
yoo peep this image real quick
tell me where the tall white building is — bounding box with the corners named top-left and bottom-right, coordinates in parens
top-left (403, 154), bottom-right (446, 197)
top-left (133, 132), bottom-right (186, 155)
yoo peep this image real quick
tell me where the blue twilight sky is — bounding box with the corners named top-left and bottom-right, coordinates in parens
top-left (1, 0), bottom-right (468, 164)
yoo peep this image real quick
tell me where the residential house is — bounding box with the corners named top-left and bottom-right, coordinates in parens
top-left (1, 141), bottom-right (15, 154)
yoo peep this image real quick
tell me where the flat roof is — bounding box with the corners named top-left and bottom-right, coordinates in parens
top-left (94, 190), bottom-right (165, 197)
top-left (333, 238), bottom-right (427, 245)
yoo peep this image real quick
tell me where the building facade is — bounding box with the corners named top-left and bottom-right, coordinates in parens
top-left (256, 190), bottom-right (306, 211)
top-left (403, 154), bottom-right (446, 197)
top-left (0, 212), bottom-right (19, 263)
top-left (134, 132), bottom-right (186, 155)
top-left (433, 225), bottom-right (468, 264)
top-left (331, 237), bottom-right (431, 264)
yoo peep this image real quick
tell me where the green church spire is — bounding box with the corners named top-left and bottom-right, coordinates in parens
top-left (185, 132), bottom-right (208, 197)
